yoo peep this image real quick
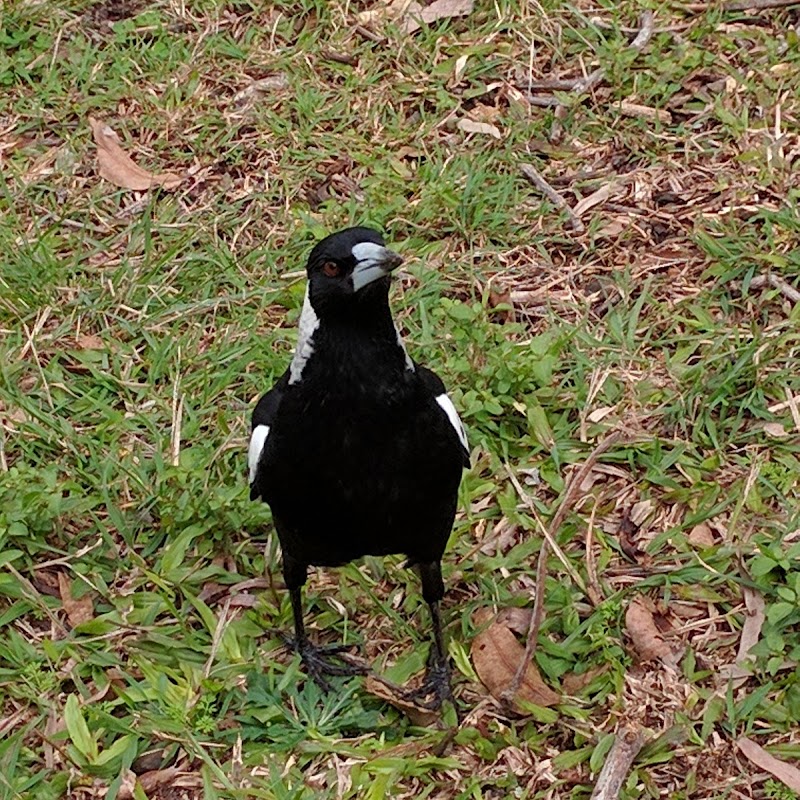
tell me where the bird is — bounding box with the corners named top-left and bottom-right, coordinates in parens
top-left (248, 226), bottom-right (469, 707)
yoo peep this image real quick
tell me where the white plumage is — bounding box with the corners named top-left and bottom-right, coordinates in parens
top-left (248, 424), bottom-right (270, 483)
top-left (435, 393), bottom-right (468, 450)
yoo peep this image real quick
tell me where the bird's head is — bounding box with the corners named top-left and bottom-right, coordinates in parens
top-left (305, 227), bottom-right (403, 318)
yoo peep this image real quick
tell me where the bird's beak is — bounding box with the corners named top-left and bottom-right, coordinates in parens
top-left (351, 243), bottom-right (403, 292)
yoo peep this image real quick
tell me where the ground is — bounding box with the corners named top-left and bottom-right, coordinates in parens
top-left (1, 0), bottom-right (799, 798)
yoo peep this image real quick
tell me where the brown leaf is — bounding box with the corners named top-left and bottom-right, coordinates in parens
top-left (719, 588), bottom-right (765, 683)
top-left (365, 676), bottom-right (439, 726)
top-left (737, 737), bottom-right (800, 793)
top-left (57, 572), bottom-right (94, 628)
top-left (688, 521), bottom-right (715, 548)
top-left (471, 611), bottom-right (560, 713)
top-left (403, 0), bottom-right (474, 33)
top-left (625, 596), bottom-right (681, 665)
top-left (90, 117), bottom-right (183, 191)
top-left (75, 334), bottom-right (104, 350)
top-left (561, 665), bottom-right (608, 695)
top-left (118, 768), bottom-right (204, 800)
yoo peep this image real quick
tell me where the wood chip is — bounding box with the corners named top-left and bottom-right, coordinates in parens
top-left (90, 117), bottom-right (183, 191)
top-left (618, 101), bottom-right (672, 124)
top-left (457, 118), bottom-right (502, 139)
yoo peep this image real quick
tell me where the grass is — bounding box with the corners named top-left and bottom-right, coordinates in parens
top-left (1, 0), bottom-right (800, 797)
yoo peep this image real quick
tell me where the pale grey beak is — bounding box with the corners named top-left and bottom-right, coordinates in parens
top-left (351, 242), bottom-right (403, 292)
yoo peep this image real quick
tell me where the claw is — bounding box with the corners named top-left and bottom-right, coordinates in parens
top-left (282, 636), bottom-right (368, 691)
top-left (400, 659), bottom-right (453, 710)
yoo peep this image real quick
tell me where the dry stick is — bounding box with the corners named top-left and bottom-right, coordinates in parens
top-left (520, 163), bottom-right (585, 233)
top-left (750, 273), bottom-right (800, 303)
top-left (504, 430), bottom-right (623, 706)
top-left (573, 10), bottom-right (655, 95)
top-left (685, 0), bottom-right (800, 10)
top-left (590, 722), bottom-right (647, 800)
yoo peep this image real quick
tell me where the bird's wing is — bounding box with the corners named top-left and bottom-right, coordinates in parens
top-left (249, 370), bottom-right (289, 493)
top-left (415, 364), bottom-right (470, 466)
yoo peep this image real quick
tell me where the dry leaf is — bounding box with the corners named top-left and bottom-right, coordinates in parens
top-left (471, 610), bottom-right (560, 712)
top-left (457, 118), bottom-right (502, 140)
top-left (737, 737), bottom-right (800, 793)
top-left (357, 0), bottom-right (415, 25)
top-left (573, 182), bottom-right (619, 217)
top-left (57, 572), bottom-right (94, 628)
top-left (403, 0), bottom-right (474, 33)
top-left (90, 117), bottom-right (183, 191)
top-left (625, 596), bottom-right (681, 665)
top-left (719, 588), bottom-right (765, 683)
top-left (75, 334), bottom-right (104, 350)
top-left (118, 768), bottom-right (203, 800)
top-left (587, 406), bottom-right (615, 423)
top-left (561, 665), bottom-right (608, 695)
top-left (688, 521), bottom-right (715, 548)
top-left (762, 421), bottom-right (788, 438)
top-left (365, 676), bottom-right (439, 726)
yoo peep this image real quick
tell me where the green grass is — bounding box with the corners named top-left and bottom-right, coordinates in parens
top-left (1, 0), bottom-right (800, 797)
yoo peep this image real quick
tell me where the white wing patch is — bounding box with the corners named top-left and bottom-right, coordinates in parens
top-left (248, 424), bottom-right (270, 483)
top-left (289, 286), bottom-right (320, 385)
top-left (435, 393), bottom-right (468, 450)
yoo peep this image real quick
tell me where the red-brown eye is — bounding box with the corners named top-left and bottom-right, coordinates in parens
top-left (322, 261), bottom-right (341, 278)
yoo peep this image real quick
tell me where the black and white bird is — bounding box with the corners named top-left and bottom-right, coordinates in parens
top-left (248, 227), bottom-right (468, 707)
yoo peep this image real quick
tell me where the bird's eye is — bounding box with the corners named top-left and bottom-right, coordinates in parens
top-left (322, 261), bottom-right (341, 278)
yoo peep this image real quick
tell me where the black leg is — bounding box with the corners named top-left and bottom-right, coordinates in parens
top-left (402, 560), bottom-right (453, 710)
top-left (281, 556), bottom-right (367, 690)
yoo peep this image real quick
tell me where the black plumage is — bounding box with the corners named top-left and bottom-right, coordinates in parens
top-left (249, 227), bottom-right (468, 706)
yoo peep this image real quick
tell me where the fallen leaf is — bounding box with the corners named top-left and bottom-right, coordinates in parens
top-left (587, 406), bottom-right (615, 423)
top-left (561, 665), bottom-right (608, 695)
top-left (357, 0), bottom-right (415, 25)
top-left (232, 73), bottom-right (289, 106)
top-left (719, 588), bottom-right (765, 683)
top-left (90, 117), bottom-right (183, 191)
top-left (57, 572), bottom-right (94, 628)
top-left (471, 610), bottom-right (560, 713)
top-left (457, 118), bottom-right (502, 140)
top-left (403, 0), bottom-right (474, 33)
top-left (625, 596), bottom-right (681, 666)
top-left (573, 182), bottom-right (619, 217)
top-left (762, 421), bottom-right (788, 438)
top-left (365, 676), bottom-right (439, 726)
top-left (737, 737), bottom-right (800, 793)
top-left (75, 334), bottom-right (104, 350)
top-left (118, 768), bottom-right (204, 800)
top-left (688, 522), bottom-right (715, 548)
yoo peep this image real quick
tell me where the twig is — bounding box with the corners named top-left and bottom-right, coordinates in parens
top-left (750, 273), bottom-right (800, 303)
top-left (504, 430), bottom-right (623, 704)
top-left (573, 11), bottom-right (655, 95)
top-left (520, 163), bottom-right (585, 233)
top-left (686, 0), bottom-right (800, 10)
top-left (590, 723), bottom-right (647, 800)
top-left (353, 23), bottom-right (385, 43)
top-left (321, 49), bottom-right (358, 66)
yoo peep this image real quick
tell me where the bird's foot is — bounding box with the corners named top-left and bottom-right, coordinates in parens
top-left (400, 660), bottom-right (453, 711)
top-left (281, 635), bottom-right (368, 691)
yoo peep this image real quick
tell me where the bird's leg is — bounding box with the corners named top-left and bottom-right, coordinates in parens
top-left (281, 559), bottom-right (367, 691)
top-left (402, 561), bottom-right (453, 710)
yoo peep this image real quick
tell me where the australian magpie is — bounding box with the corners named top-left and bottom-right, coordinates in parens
top-left (248, 227), bottom-right (469, 707)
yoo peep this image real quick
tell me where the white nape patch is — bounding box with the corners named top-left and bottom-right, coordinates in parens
top-left (435, 393), bottom-right (468, 450)
top-left (248, 424), bottom-right (270, 483)
top-left (394, 324), bottom-right (415, 372)
top-left (289, 286), bottom-right (320, 385)
top-left (351, 241), bottom-right (387, 264)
